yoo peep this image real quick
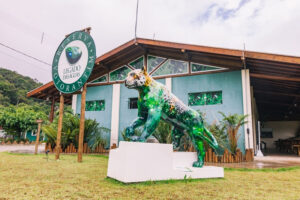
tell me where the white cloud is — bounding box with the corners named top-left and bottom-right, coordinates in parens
top-left (0, 0), bottom-right (299, 83)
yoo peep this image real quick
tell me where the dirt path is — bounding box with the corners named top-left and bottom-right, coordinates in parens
top-left (0, 144), bottom-right (45, 153)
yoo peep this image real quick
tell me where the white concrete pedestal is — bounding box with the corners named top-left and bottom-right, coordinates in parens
top-left (107, 141), bottom-right (224, 183)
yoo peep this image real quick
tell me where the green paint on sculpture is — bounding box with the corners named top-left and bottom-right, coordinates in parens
top-left (124, 67), bottom-right (219, 168)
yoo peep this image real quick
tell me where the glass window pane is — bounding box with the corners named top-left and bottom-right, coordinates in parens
top-left (152, 59), bottom-right (188, 76)
top-left (86, 100), bottom-right (105, 111)
top-left (191, 63), bottom-right (223, 73)
top-left (147, 55), bottom-right (166, 73)
top-left (128, 98), bottom-right (138, 109)
top-left (129, 56), bottom-right (144, 70)
top-left (91, 74), bottom-right (107, 83)
top-left (188, 91), bottom-right (222, 106)
top-left (110, 66), bottom-right (131, 81)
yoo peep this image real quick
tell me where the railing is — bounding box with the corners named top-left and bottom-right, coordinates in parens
top-left (204, 148), bottom-right (254, 163)
top-left (45, 143), bottom-right (108, 154)
top-left (44, 143), bottom-right (254, 162)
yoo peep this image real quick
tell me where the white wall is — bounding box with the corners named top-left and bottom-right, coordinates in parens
top-left (110, 84), bottom-right (121, 147)
top-left (241, 69), bottom-right (254, 149)
top-left (71, 94), bottom-right (77, 114)
top-left (262, 121), bottom-right (300, 150)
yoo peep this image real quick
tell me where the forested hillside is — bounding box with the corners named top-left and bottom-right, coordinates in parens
top-left (0, 68), bottom-right (50, 113)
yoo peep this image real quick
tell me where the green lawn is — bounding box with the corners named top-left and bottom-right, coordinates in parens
top-left (0, 153), bottom-right (300, 200)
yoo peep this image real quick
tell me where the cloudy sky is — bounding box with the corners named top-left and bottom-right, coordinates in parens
top-left (0, 0), bottom-right (299, 83)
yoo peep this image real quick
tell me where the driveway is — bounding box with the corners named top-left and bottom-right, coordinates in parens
top-left (0, 144), bottom-right (45, 154)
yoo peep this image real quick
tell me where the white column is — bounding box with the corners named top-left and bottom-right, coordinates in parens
top-left (165, 78), bottom-right (172, 92)
top-left (241, 69), bottom-right (254, 149)
top-left (110, 84), bottom-right (121, 147)
top-left (71, 94), bottom-right (77, 114)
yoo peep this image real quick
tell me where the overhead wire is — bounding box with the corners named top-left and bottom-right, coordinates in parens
top-left (0, 49), bottom-right (50, 72)
top-left (0, 42), bottom-right (51, 66)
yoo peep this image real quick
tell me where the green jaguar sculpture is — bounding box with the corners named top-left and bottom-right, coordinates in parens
top-left (125, 67), bottom-right (219, 167)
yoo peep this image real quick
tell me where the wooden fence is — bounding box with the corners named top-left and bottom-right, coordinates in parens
top-left (204, 148), bottom-right (254, 163)
top-left (45, 143), bottom-right (108, 154)
top-left (44, 143), bottom-right (253, 162)
top-left (0, 141), bottom-right (38, 145)
top-left (184, 144), bottom-right (254, 163)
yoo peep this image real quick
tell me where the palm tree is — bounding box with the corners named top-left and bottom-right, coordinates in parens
top-left (86, 120), bottom-right (110, 150)
top-left (219, 112), bottom-right (248, 154)
top-left (208, 122), bottom-right (229, 154)
top-left (43, 112), bottom-right (110, 151)
top-left (152, 121), bottom-right (172, 144)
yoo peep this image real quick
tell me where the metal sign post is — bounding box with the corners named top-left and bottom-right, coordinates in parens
top-left (256, 121), bottom-right (264, 157)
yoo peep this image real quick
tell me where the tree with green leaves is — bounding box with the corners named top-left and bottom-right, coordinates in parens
top-left (0, 104), bottom-right (47, 139)
top-left (42, 111), bottom-right (109, 151)
top-left (207, 122), bottom-right (229, 154)
top-left (219, 112), bottom-right (248, 154)
top-left (0, 68), bottom-right (50, 114)
top-left (152, 121), bottom-right (172, 144)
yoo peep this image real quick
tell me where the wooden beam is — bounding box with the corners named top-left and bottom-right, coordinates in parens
top-left (34, 119), bottom-right (43, 154)
top-left (250, 68), bottom-right (299, 78)
top-left (255, 90), bottom-right (300, 98)
top-left (245, 51), bottom-right (300, 65)
top-left (55, 94), bottom-right (64, 160)
top-left (49, 97), bottom-right (55, 123)
top-left (138, 38), bottom-right (243, 57)
top-left (256, 101), bottom-right (291, 106)
top-left (250, 73), bottom-right (300, 82)
top-left (27, 81), bottom-right (54, 97)
top-left (251, 79), bottom-right (299, 88)
top-left (95, 39), bottom-right (136, 63)
top-left (78, 83), bottom-right (87, 162)
top-left (247, 58), bottom-right (300, 70)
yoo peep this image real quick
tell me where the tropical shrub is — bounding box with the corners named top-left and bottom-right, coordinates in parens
top-left (219, 112), bottom-right (248, 154)
top-left (42, 112), bottom-right (109, 151)
top-left (152, 121), bottom-right (172, 144)
top-left (207, 122), bottom-right (229, 154)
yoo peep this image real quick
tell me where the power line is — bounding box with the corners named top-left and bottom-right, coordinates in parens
top-left (0, 42), bottom-right (51, 66)
top-left (0, 49), bottom-right (50, 72)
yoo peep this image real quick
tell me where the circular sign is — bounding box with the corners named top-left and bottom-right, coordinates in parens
top-left (52, 31), bottom-right (96, 94)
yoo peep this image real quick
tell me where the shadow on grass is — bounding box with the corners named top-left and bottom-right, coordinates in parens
top-left (104, 176), bottom-right (223, 186)
top-left (4, 152), bottom-right (108, 158)
top-left (105, 166), bottom-right (300, 186)
top-left (4, 152), bottom-right (36, 156)
top-left (224, 166), bottom-right (300, 172)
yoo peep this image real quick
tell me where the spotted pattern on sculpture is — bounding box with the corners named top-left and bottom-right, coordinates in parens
top-left (124, 67), bottom-right (219, 168)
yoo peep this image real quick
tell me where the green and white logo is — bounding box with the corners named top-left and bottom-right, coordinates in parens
top-left (52, 31), bottom-right (96, 94)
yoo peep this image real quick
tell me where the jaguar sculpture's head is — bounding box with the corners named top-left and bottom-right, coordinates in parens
top-left (125, 67), bottom-right (152, 90)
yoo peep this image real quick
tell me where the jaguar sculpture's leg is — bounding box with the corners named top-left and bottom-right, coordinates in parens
top-left (192, 137), bottom-right (205, 168)
top-left (190, 125), bottom-right (218, 168)
top-left (204, 127), bottom-right (218, 150)
top-left (172, 126), bottom-right (184, 150)
top-left (138, 107), bottom-right (162, 142)
top-left (125, 117), bottom-right (146, 140)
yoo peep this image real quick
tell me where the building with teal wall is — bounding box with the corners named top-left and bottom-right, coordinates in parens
top-left (28, 37), bottom-right (300, 157)
top-left (72, 45), bottom-right (251, 153)
top-left (24, 130), bottom-right (44, 142)
top-left (31, 38), bottom-right (273, 154)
